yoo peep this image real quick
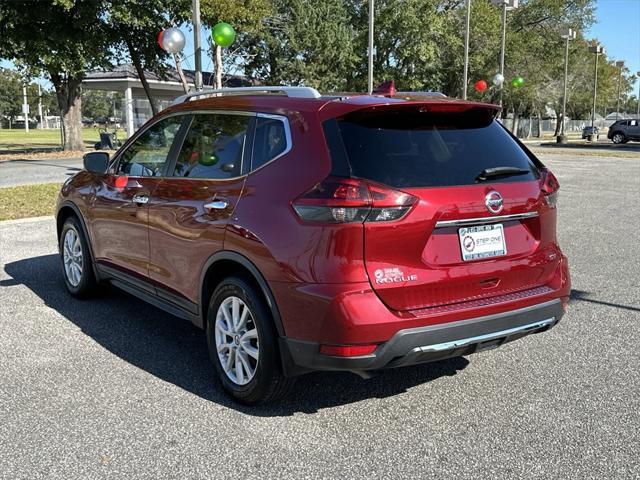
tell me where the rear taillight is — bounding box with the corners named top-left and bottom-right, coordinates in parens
top-left (292, 177), bottom-right (417, 224)
top-left (319, 344), bottom-right (378, 357)
top-left (540, 168), bottom-right (559, 208)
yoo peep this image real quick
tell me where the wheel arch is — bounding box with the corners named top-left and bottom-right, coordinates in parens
top-left (199, 251), bottom-right (285, 337)
top-left (56, 201), bottom-right (99, 279)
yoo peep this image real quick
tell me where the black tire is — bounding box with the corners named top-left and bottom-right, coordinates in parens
top-left (59, 216), bottom-right (96, 297)
top-left (612, 132), bottom-right (625, 144)
top-left (206, 276), bottom-right (294, 405)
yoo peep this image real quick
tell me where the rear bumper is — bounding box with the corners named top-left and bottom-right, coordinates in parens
top-left (282, 299), bottom-right (564, 374)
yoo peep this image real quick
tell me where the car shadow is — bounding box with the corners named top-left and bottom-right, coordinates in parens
top-left (3, 254), bottom-right (469, 417)
top-left (570, 289), bottom-right (640, 313)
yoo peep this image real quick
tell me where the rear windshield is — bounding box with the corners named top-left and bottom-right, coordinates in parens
top-left (323, 107), bottom-right (539, 188)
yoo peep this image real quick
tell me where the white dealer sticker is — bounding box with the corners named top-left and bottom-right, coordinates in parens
top-left (458, 224), bottom-right (507, 261)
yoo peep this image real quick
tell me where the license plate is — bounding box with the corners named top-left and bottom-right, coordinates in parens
top-left (458, 224), bottom-right (507, 261)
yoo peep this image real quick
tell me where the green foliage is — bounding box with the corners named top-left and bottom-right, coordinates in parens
top-left (1, 0), bottom-right (636, 141)
top-left (0, 69), bottom-right (23, 122)
top-left (230, 0), bottom-right (358, 90)
top-left (0, 69), bottom-right (59, 125)
top-left (82, 90), bottom-right (119, 120)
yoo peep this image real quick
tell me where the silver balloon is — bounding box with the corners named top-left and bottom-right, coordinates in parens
top-left (162, 27), bottom-right (186, 54)
top-left (492, 73), bottom-right (505, 86)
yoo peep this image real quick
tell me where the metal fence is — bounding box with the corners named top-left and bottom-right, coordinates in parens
top-left (505, 116), bottom-right (638, 138)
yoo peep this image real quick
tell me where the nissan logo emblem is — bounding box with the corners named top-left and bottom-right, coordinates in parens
top-left (485, 191), bottom-right (503, 214)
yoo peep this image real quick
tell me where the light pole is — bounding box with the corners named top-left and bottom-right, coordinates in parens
top-left (636, 71), bottom-right (640, 117)
top-left (615, 60), bottom-right (624, 120)
top-left (557, 28), bottom-right (576, 144)
top-left (22, 85), bottom-right (29, 133)
top-left (588, 42), bottom-right (604, 141)
top-left (37, 83), bottom-right (43, 130)
top-left (491, 0), bottom-right (519, 107)
top-left (368, 0), bottom-right (374, 94)
top-left (462, 0), bottom-right (472, 99)
top-left (192, 0), bottom-right (203, 91)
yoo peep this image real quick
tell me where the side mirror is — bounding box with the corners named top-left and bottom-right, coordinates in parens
top-left (220, 162), bottom-right (235, 173)
top-left (83, 152), bottom-right (110, 174)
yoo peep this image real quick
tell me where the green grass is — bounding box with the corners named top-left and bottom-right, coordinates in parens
top-left (0, 183), bottom-right (61, 221)
top-left (0, 128), bottom-right (127, 151)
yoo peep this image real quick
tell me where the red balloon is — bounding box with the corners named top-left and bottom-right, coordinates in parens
top-left (157, 30), bottom-right (165, 50)
top-left (475, 80), bottom-right (488, 92)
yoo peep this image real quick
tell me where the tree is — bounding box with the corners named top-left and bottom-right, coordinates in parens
top-left (200, 0), bottom-right (272, 87)
top-left (0, 68), bottom-right (58, 128)
top-left (346, 0), bottom-right (458, 92)
top-left (228, 0), bottom-right (357, 91)
top-left (0, 1), bottom-right (112, 150)
top-left (0, 69), bottom-right (23, 128)
top-left (105, 0), bottom-right (188, 115)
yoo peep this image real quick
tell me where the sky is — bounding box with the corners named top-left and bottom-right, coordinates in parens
top-left (2, 1), bottom-right (639, 90)
top-left (587, 0), bottom-right (640, 82)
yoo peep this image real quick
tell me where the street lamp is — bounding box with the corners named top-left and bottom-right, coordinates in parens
top-left (462, 0), bottom-right (472, 99)
top-left (636, 71), bottom-right (640, 117)
top-left (192, 0), bottom-right (203, 91)
top-left (491, 0), bottom-right (519, 107)
top-left (368, 0), bottom-right (374, 93)
top-left (557, 27), bottom-right (576, 144)
top-left (615, 60), bottom-right (624, 120)
top-left (588, 42), bottom-right (604, 142)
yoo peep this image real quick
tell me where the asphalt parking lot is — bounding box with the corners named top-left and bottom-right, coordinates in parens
top-left (0, 157), bottom-right (83, 188)
top-left (1, 153), bottom-right (638, 479)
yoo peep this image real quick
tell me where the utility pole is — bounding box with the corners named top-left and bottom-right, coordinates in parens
top-left (492, 0), bottom-right (518, 107)
top-left (588, 43), bottom-right (604, 141)
top-left (192, 0), bottom-right (203, 91)
top-left (462, 0), bottom-right (472, 100)
top-left (22, 85), bottom-right (29, 133)
top-left (615, 60), bottom-right (624, 120)
top-left (557, 28), bottom-right (576, 144)
top-left (368, 0), bottom-right (374, 94)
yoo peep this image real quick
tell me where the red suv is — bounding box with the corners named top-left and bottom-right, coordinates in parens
top-left (57, 86), bottom-right (570, 404)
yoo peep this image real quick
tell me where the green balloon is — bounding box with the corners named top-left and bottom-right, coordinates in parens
top-left (212, 22), bottom-right (236, 47)
top-left (199, 153), bottom-right (219, 166)
top-left (511, 76), bottom-right (524, 88)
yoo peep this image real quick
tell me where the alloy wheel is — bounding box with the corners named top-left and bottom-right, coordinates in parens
top-left (214, 296), bottom-right (259, 386)
top-left (62, 228), bottom-right (83, 287)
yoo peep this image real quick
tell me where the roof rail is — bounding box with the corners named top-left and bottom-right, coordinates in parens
top-left (395, 91), bottom-right (447, 98)
top-left (172, 86), bottom-right (322, 105)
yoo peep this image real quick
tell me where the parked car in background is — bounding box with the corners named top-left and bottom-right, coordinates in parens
top-left (56, 86), bottom-right (571, 404)
top-left (581, 125), bottom-right (598, 139)
top-left (607, 119), bottom-right (640, 143)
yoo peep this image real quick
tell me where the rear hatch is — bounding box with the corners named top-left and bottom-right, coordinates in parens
top-left (323, 103), bottom-right (560, 311)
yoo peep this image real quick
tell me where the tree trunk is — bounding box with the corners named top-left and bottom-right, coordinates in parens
top-left (173, 54), bottom-right (190, 94)
top-left (536, 111), bottom-right (542, 138)
top-left (126, 38), bottom-right (158, 116)
top-left (215, 45), bottom-right (222, 89)
top-left (50, 72), bottom-right (84, 151)
top-left (553, 111), bottom-right (562, 136)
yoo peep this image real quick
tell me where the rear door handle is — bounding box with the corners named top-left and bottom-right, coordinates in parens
top-left (132, 194), bottom-right (149, 204)
top-left (204, 200), bottom-right (229, 211)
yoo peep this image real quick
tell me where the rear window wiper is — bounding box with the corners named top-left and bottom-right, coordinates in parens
top-left (475, 166), bottom-right (531, 182)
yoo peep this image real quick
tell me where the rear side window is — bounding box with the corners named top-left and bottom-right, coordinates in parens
top-left (324, 108), bottom-right (538, 188)
top-left (172, 113), bottom-right (251, 179)
top-left (251, 116), bottom-right (289, 171)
